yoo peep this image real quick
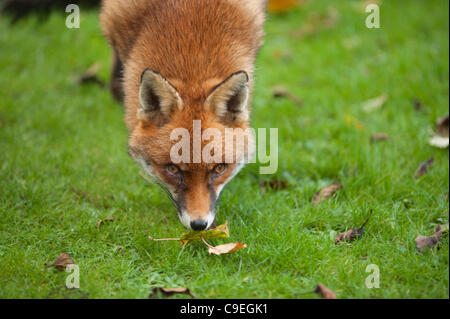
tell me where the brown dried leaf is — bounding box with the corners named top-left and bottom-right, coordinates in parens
top-left (149, 287), bottom-right (195, 298)
top-left (415, 223), bottom-right (448, 252)
top-left (45, 252), bottom-right (75, 271)
top-left (77, 62), bottom-right (104, 86)
top-left (335, 227), bottom-right (363, 244)
top-left (414, 157), bottom-right (434, 179)
top-left (312, 184), bottom-right (342, 205)
top-left (96, 217), bottom-right (115, 228)
top-left (412, 98), bottom-right (422, 111)
top-left (207, 242), bottom-right (247, 256)
top-left (273, 86), bottom-right (303, 106)
top-left (260, 179), bottom-right (288, 192)
top-left (335, 210), bottom-right (372, 244)
top-left (370, 133), bottom-right (389, 142)
top-left (436, 114), bottom-right (449, 138)
top-left (415, 230), bottom-right (443, 252)
top-left (315, 283), bottom-right (337, 299)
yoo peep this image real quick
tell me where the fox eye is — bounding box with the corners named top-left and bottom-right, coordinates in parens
top-left (213, 164), bottom-right (227, 176)
top-left (166, 164), bottom-right (180, 175)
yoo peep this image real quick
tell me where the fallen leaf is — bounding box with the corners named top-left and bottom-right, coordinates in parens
top-left (428, 135), bottom-right (449, 149)
top-left (312, 184), bottom-right (342, 205)
top-left (370, 133), bottom-right (389, 142)
top-left (335, 210), bottom-right (372, 244)
top-left (315, 283), bottom-right (337, 299)
top-left (96, 217), bottom-right (115, 228)
top-left (362, 94), bottom-right (388, 113)
top-left (204, 240), bottom-right (247, 255)
top-left (148, 222), bottom-right (230, 245)
top-left (45, 252), bottom-right (75, 271)
top-left (179, 222), bottom-right (230, 246)
top-left (149, 287), bottom-right (195, 298)
top-left (412, 98), bottom-right (422, 111)
top-left (428, 114), bottom-right (449, 148)
top-left (77, 62), bottom-right (105, 87)
top-left (273, 86), bottom-right (303, 106)
top-left (260, 179), bottom-right (288, 192)
top-left (436, 114), bottom-right (449, 137)
top-left (415, 224), bottom-right (448, 252)
top-left (414, 156), bottom-right (434, 179)
top-left (267, 0), bottom-right (300, 13)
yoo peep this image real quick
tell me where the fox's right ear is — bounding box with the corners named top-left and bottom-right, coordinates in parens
top-left (138, 68), bottom-right (182, 124)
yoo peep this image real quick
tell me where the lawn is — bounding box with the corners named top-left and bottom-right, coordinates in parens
top-left (0, 0), bottom-right (448, 299)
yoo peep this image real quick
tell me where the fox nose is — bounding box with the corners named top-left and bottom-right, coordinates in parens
top-left (190, 219), bottom-right (208, 231)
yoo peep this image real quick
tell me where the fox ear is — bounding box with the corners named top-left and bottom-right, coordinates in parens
top-left (206, 71), bottom-right (250, 124)
top-left (138, 68), bottom-right (182, 124)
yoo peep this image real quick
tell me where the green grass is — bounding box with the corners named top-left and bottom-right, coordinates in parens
top-left (0, 0), bottom-right (448, 299)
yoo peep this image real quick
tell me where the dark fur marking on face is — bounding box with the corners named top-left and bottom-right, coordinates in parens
top-left (207, 183), bottom-right (217, 215)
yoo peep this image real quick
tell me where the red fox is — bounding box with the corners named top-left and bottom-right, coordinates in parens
top-left (100, 0), bottom-right (267, 230)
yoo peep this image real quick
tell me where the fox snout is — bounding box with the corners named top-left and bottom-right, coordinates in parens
top-left (179, 210), bottom-right (215, 231)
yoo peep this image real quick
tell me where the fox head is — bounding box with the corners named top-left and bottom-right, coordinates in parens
top-left (128, 68), bottom-right (255, 230)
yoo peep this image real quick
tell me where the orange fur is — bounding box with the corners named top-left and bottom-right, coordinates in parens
top-left (100, 0), bottom-right (266, 228)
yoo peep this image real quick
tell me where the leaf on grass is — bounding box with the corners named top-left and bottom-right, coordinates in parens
top-left (179, 222), bottom-right (230, 246)
top-left (428, 114), bottom-right (449, 148)
top-left (370, 133), bottom-right (389, 142)
top-left (267, 0), bottom-right (300, 13)
top-left (45, 252), bottom-right (75, 271)
top-left (260, 179), bottom-right (288, 192)
top-left (148, 222), bottom-right (230, 246)
top-left (436, 114), bottom-right (449, 137)
top-left (206, 241), bottom-right (247, 256)
top-left (335, 210), bottom-right (372, 244)
top-left (415, 224), bottom-right (448, 252)
top-left (362, 94), bottom-right (388, 113)
top-left (96, 217), bottom-right (115, 228)
top-left (412, 98), bottom-right (422, 111)
top-left (314, 283), bottom-right (337, 299)
top-left (414, 156), bottom-right (434, 179)
top-left (149, 287), bottom-right (195, 298)
top-left (312, 184), bottom-right (342, 205)
top-left (428, 135), bottom-right (449, 149)
top-left (77, 62), bottom-right (105, 86)
top-left (273, 86), bottom-right (303, 106)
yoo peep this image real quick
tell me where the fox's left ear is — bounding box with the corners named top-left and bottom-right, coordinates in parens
top-left (206, 71), bottom-right (250, 124)
top-left (138, 68), bottom-right (182, 124)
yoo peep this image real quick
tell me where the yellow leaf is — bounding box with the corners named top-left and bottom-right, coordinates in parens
top-left (179, 221), bottom-right (230, 246)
